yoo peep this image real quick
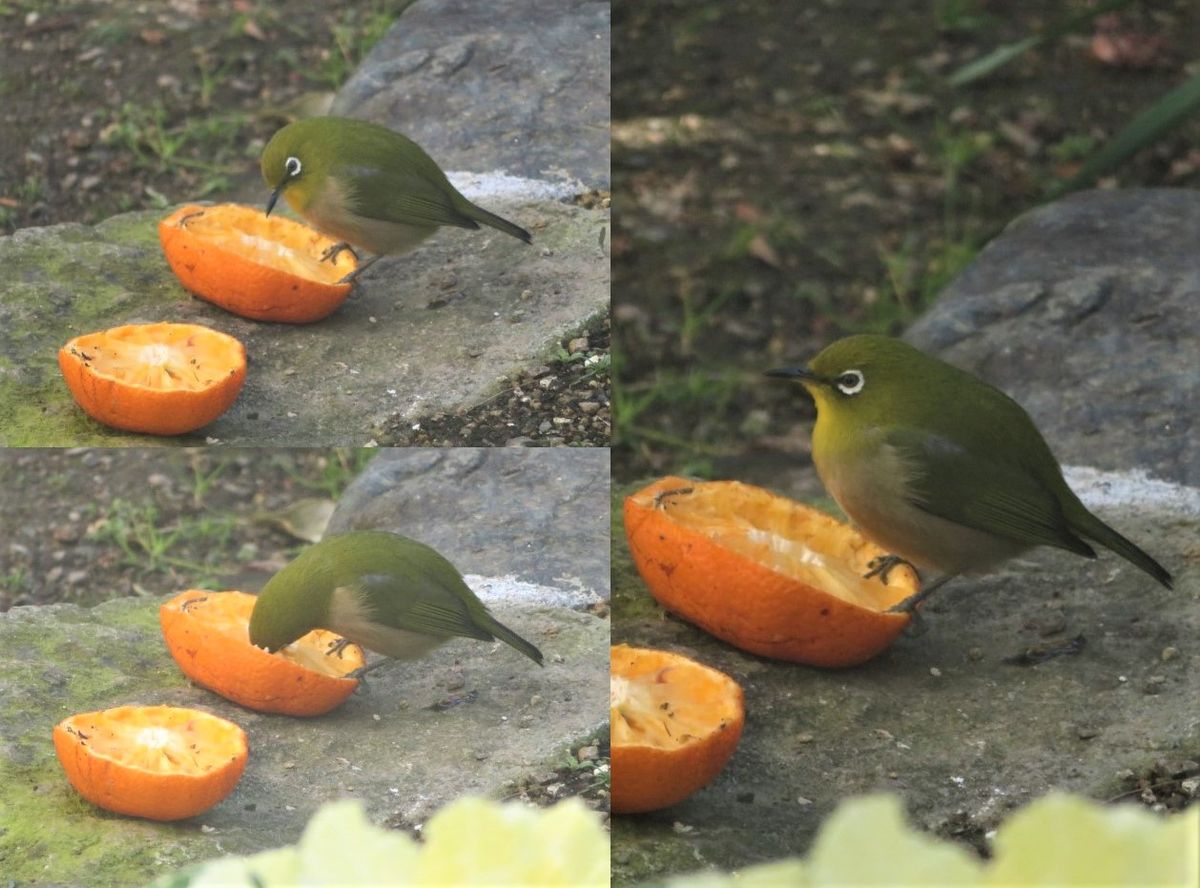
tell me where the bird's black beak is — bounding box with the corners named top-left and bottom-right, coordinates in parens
top-left (764, 365), bottom-right (825, 384)
top-left (265, 183), bottom-right (285, 217)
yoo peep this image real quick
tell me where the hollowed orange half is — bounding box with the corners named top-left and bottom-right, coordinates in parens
top-left (58, 322), bottom-right (245, 436)
top-left (159, 203), bottom-right (356, 324)
top-left (611, 644), bottom-right (745, 814)
top-left (624, 476), bottom-right (917, 667)
top-left (53, 705), bottom-right (247, 821)
top-left (160, 589), bottom-right (363, 717)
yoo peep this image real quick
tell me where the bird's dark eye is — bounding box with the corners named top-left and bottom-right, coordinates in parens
top-left (284, 156), bottom-right (302, 177)
top-left (835, 370), bottom-right (865, 395)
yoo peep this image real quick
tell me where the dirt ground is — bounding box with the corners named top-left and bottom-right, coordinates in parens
top-left (613, 0), bottom-right (1200, 479)
top-left (0, 0), bottom-right (610, 446)
top-left (0, 448), bottom-right (374, 611)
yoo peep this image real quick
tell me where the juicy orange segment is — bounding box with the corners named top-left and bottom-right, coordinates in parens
top-left (624, 476), bottom-right (917, 667)
top-left (160, 590), bottom-right (363, 717)
top-left (159, 203), bottom-right (355, 324)
top-left (611, 644), bottom-right (744, 814)
top-left (58, 322), bottom-right (245, 436)
top-left (53, 705), bottom-right (247, 821)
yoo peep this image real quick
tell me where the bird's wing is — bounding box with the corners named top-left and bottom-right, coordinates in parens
top-left (333, 162), bottom-right (479, 230)
top-left (353, 572), bottom-right (493, 641)
top-left (885, 427), bottom-right (1095, 556)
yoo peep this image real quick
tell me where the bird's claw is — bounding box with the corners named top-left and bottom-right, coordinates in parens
top-left (864, 554), bottom-right (916, 586)
top-left (320, 242), bottom-right (357, 265)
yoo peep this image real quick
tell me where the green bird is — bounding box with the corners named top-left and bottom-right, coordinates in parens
top-left (261, 116), bottom-right (532, 283)
top-left (248, 530), bottom-right (544, 672)
top-left (766, 335), bottom-right (1172, 613)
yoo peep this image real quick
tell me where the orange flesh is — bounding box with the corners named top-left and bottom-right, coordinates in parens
top-left (62, 706), bottom-right (243, 775)
top-left (64, 325), bottom-right (241, 392)
top-left (611, 666), bottom-right (739, 750)
top-left (179, 207), bottom-right (352, 283)
top-left (182, 591), bottom-right (360, 679)
top-left (649, 484), bottom-right (907, 611)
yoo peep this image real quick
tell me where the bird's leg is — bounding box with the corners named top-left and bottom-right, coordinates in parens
top-left (887, 573), bottom-right (956, 615)
top-left (347, 657), bottom-right (395, 681)
top-left (327, 637), bottom-right (354, 658)
top-left (864, 554), bottom-right (918, 586)
top-left (319, 241), bottom-right (358, 264)
top-left (338, 253), bottom-right (382, 284)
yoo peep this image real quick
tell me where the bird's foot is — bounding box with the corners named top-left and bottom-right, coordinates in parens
top-left (319, 241), bottom-right (357, 265)
top-left (886, 574), bottom-right (956, 616)
top-left (347, 657), bottom-right (394, 682)
top-left (864, 554), bottom-right (917, 586)
top-left (337, 253), bottom-right (381, 285)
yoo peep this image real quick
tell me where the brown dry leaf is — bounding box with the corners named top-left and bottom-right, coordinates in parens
top-left (747, 233), bottom-right (782, 268)
top-left (242, 19), bottom-right (267, 41)
top-left (734, 201), bottom-right (766, 224)
top-left (1091, 15), bottom-right (1168, 69)
top-left (139, 28), bottom-right (167, 45)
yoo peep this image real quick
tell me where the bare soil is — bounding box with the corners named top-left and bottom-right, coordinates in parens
top-left (0, 448), bottom-right (371, 611)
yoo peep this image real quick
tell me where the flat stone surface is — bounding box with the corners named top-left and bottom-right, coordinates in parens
top-left (0, 197), bottom-right (606, 446)
top-left (905, 188), bottom-right (1200, 486)
top-left (0, 590), bottom-right (606, 886)
top-left (612, 469), bottom-right (1199, 885)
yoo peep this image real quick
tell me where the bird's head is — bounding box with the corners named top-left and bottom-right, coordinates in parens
top-left (261, 120), bottom-right (329, 217)
top-left (248, 563), bottom-right (324, 653)
top-left (765, 334), bottom-right (931, 426)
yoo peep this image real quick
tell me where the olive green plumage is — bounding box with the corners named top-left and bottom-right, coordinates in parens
top-left (248, 530), bottom-right (543, 666)
top-left (260, 116), bottom-right (531, 276)
top-left (766, 335), bottom-right (1172, 590)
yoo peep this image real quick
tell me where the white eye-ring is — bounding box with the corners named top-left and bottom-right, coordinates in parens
top-left (285, 156), bottom-right (302, 177)
top-left (835, 369), bottom-right (865, 396)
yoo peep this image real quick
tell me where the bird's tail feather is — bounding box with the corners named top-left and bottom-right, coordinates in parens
top-left (465, 203), bottom-right (533, 244)
top-left (485, 615), bottom-right (544, 666)
top-left (1073, 509), bottom-right (1173, 589)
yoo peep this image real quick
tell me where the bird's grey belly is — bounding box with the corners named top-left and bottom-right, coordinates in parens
top-left (818, 446), bottom-right (1028, 576)
top-left (327, 585), bottom-right (447, 660)
top-left (303, 180), bottom-right (437, 255)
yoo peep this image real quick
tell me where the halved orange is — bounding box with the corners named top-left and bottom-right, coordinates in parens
top-left (159, 203), bottom-right (355, 324)
top-left (611, 644), bottom-right (744, 814)
top-left (58, 322), bottom-right (246, 436)
top-left (160, 590), bottom-right (363, 717)
top-left (53, 705), bottom-right (247, 821)
top-left (624, 476), bottom-right (917, 668)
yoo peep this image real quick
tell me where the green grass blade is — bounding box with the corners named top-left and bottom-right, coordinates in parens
top-left (948, 35), bottom-right (1042, 88)
top-left (1051, 70), bottom-right (1200, 197)
top-left (948, 0), bottom-right (1134, 88)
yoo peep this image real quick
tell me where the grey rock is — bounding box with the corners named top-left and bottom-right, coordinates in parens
top-left (612, 469), bottom-right (1200, 884)
top-left (333, 0), bottom-right (610, 188)
top-left (906, 188), bottom-right (1200, 486)
top-left (0, 199), bottom-right (607, 446)
top-left (1, 582), bottom-right (607, 885)
top-left (329, 447), bottom-right (609, 600)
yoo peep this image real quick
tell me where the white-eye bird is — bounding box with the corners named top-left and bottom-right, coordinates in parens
top-left (766, 335), bottom-right (1172, 613)
top-left (261, 116), bottom-right (532, 283)
top-left (248, 530), bottom-right (543, 671)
